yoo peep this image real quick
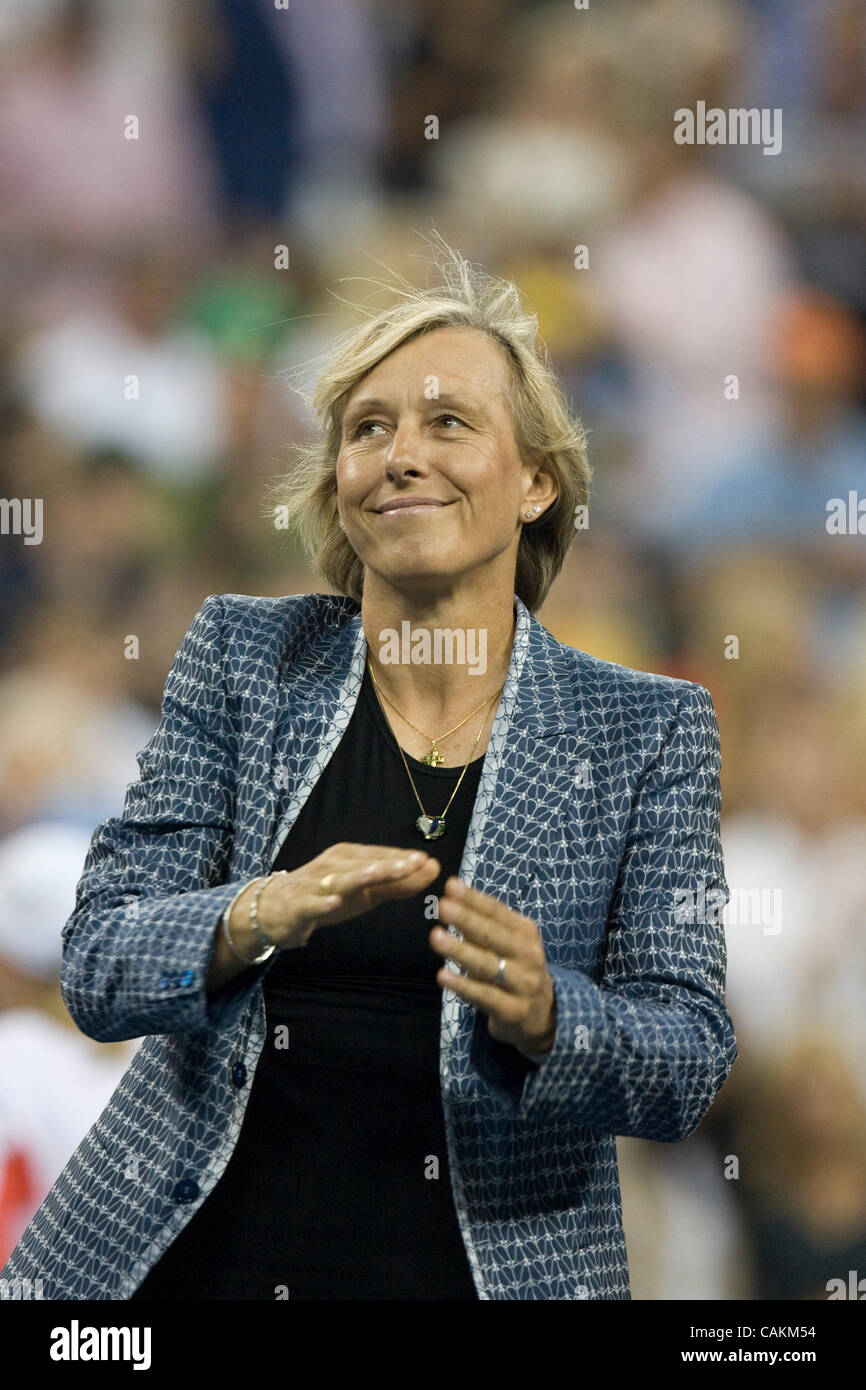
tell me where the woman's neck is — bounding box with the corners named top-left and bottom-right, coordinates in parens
top-left (361, 586), bottom-right (516, 726)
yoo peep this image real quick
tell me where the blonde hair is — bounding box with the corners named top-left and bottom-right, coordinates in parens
top-left (264, 235), bottom-right (591, 613)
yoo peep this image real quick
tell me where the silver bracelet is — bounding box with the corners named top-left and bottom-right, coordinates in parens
top-left (249, 871), bottom-right (290, 954)
top-left (221, 877), bottom-right (273, 966)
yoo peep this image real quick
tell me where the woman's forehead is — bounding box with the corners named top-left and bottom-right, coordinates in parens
top-left (348, 328), bottom-right (511, 404)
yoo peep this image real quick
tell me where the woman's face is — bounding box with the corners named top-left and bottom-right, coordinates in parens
top-left (335, 326), bottom-right (553, 599)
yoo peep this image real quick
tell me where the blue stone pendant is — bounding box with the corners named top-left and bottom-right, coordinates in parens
top-left (416, 814), bottom-right (446, 839)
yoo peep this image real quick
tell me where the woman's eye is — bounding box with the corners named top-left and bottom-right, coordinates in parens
top-left (352, 413), bottom-right (465, 438)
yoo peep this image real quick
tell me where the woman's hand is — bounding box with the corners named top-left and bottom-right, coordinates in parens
top-left (254, 842), bottom-right (441, 949)
top-left (430, 877), bottom-right (557, 1058)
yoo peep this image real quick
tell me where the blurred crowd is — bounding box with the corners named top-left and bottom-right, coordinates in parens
top-left (1, 0), bottom-right (864, 1298)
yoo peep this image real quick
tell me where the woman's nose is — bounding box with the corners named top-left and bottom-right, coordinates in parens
top-left (385, 419), bottom-right (425, 468)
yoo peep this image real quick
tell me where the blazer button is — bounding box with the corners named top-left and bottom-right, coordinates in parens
top-left (157, 977), bottom-right (169, 991)
top-left (179, 969), bottom-right (194, 987)
top-left (231, 1061), bottom-right (247, 1087)
top-left (173, 1178), bottom-right (200, 1203)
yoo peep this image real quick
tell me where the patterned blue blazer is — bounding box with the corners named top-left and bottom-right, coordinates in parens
top-left (0, 591), bottom-right (737, 1300)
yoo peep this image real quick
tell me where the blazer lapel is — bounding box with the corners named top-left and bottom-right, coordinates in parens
top-left (265, 596), bottom-right (365, 869)
top-left (440, 598), bottom-right (599, 1053)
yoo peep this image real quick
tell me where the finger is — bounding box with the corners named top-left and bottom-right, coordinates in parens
top-left (444, 877), bottom-right (537, 931)
top-left (362, 852), bottom-right (439, 882)
top-left (437, 890), bottom-right (527, 956)
top-left (288, 891), bottom-right (343, 943)
top-left (338, 850), bottom-right (439, 883)
top-left (302, 890), bottom-right (342, 916)
top-left (327, 844), bottom-right (438, 866)
top-left (325, 853), bottom-right (425, 888)
top-left (369, 858), bottom-right (441, 900)
top-left (310, 854), bottom-right (437, 899)
top-left (428, 928), bottom-right (527, 992)
top-left (436, 966), bottom-right (529, 1024)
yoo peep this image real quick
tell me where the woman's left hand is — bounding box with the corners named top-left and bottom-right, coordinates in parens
top-left (431, 876), bottom-right (557, 1057)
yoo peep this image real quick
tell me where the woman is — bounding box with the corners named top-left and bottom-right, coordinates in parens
top-left (0, 243), bottom-right (737, 1301)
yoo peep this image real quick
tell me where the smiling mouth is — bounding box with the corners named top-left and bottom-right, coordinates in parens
top-left (375, 501), bottom-right (455, 516)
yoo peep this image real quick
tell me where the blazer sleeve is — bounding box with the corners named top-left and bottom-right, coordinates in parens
top-left (60, 594), bottom-right (269, 1043)
top-left (502, 682), bottom-right (738, 1137)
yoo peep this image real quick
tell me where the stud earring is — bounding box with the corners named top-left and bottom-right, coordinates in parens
top-left (525, 505), bottom-right (542, 520)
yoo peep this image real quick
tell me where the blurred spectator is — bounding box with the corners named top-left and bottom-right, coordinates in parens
top-left (179, 0), bottom-right (300, 233)
top-left (618, 1132), bottom-right (753, 1299)
top-left (426, 4), bottom-right (636, 252)
top-left (380, 0), bottom-right (516, 197)
top-left (266, 0), bottom-right (388, 248)
top-left (11, 245), bottom-right (231, 485)
top-left (728, 1033), bottom-right (866, 1299)
top-left (669, 290), bottom-right (866, 555)
top-left (0, 0), bottom-right (220, 270)
top-left (0, 822), bottom-right (137, 1266)
top-left (0, 669), bottom-right (156, 838)
top-left (591, 161), bottom-right (793, 539)
top-left (720, 689), bottom-right (866, 1091)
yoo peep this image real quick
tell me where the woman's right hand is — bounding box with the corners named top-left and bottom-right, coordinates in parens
top-left (252, 842), bottom-right (441, 950)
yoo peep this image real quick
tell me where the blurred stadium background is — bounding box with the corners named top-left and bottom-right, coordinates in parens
top-left (1, 0), bottom-right (865, 1299)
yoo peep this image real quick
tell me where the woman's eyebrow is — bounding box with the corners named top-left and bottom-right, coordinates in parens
top-left (342, 396), bottom-right (389, 429)
top-left (342, 391), bottom-right (489, 431)
top-left (431, 392), bottom-right (490, 421)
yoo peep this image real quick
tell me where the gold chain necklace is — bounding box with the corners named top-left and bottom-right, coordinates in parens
top-left (368, 661), bottom-right (503, 839)
top-left (369, 667), bottom-right (497, 766)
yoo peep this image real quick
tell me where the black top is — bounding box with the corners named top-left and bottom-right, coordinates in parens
top-left (132, 659), bottom-right (523, 1300)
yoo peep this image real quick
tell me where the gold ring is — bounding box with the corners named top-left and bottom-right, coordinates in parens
top-left (320, 873), bottom-right (336, 892)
